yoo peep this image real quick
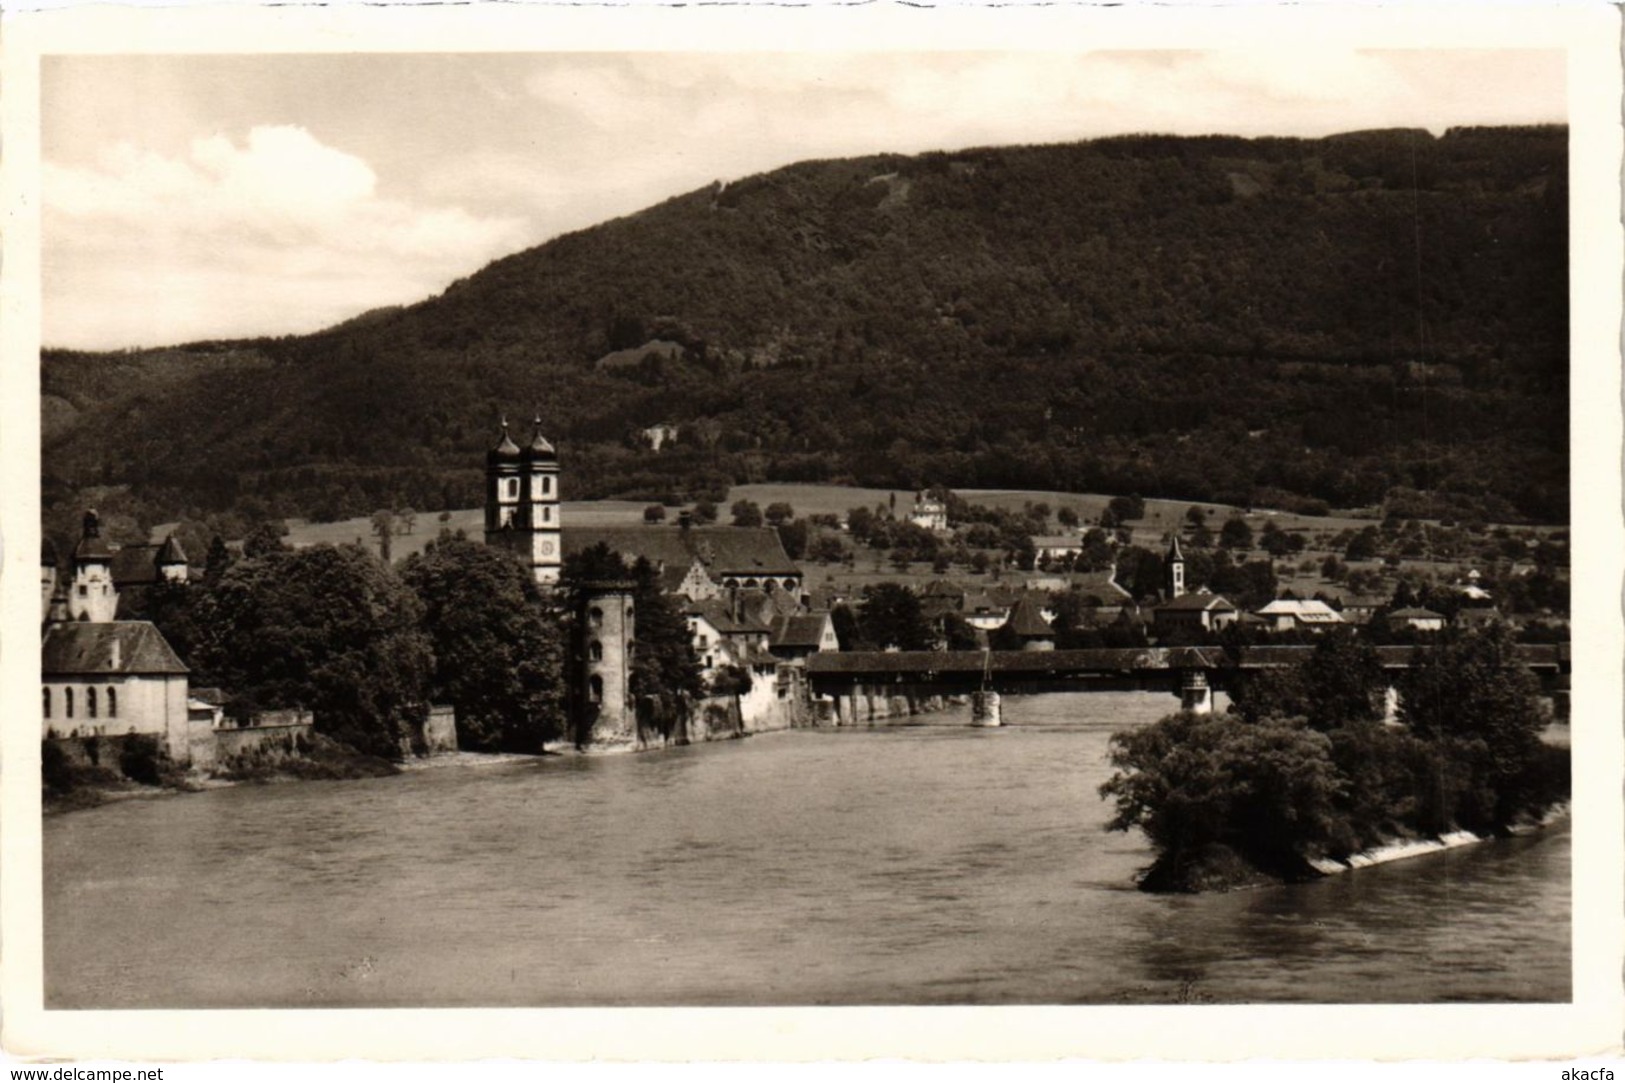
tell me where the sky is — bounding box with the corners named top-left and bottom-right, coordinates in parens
top-left (41, 50), bottom-right (1565, 351)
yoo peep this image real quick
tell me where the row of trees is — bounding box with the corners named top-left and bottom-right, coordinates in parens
top-left (126, 532), bottom-right (702, 760)
top-left (1099, 627), bottom-right (1568, 891)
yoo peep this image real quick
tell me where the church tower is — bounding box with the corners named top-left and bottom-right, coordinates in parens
top-left (520, 416), bottom-right (562, 587)
top-left (70, 510), bottom-right (118, 622)
top-left (1164, 532), bottom-right (1186, 600)
top-left (484, 415), bottom-right (562, 587)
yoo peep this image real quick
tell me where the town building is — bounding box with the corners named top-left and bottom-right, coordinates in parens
top-left (564, 526), bottom-right (803, 600)
top-left (1254, 598), bottom-right (1346, 633)
top-left (1032, 535), bottom-right (1084, 563)
top-left (1387, 607), bottom-right (1446, 633)
top-left (1153, 592), bottom-right (1238, 637)
top-left (909, 491), bottom-right (949, 533)
top-left (768, 613), bottom-right (840, 663)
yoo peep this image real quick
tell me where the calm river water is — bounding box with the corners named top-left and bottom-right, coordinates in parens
top-left (44, 693), bottom-right (1569, 1007)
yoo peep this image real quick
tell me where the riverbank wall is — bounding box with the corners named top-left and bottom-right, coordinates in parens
top-left (627, 664), bottom-right (813, 751)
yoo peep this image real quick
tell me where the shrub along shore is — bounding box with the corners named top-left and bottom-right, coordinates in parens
top-left (1099, 625), bottom-right (1569, 893)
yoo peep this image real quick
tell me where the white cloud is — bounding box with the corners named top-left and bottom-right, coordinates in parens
top-left (42, 52), bottom-right (1562, 350)
top-left (44, 125), bottom-right (529, 348)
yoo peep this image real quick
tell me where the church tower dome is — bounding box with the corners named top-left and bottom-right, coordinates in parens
top-left (487, 417), bottom-right (522, 465)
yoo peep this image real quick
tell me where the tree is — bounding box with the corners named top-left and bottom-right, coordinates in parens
top-left (371, 510), bottom-right (397, 563)
top-left (1108, 494), bottom-right (1145, 523)
top-left (204, 535), bottom-right (233, 584)
top-left (859, 583), bottom-right (932, 651)
top-left (940, 612), bottom-right (982, 650)
top-left (846, 505), bottom-right (875, 542)
top-left (764, 502), bottom-right (795, 527)
top-left (242, 521), bottom-right (290, 559)
top-left (692, 499), bottom-right (718, 525)
top-left (1231, 629), bottom-right (1385, 732)
top-left (731, 500), bottom-right (763, 528)
top-left (398, 508), bottom-right (418, 535)
top-left (189, 544), bottom-right (433, 759)
top-left (1397, 626), bottom-right (1555, 829)
top-left (1100, 711), bottom-right (1348, 889)
top-left (1219, 517), bottom-right (1254, 550)
top-left (1345, 526), bottom-right (1381, 562)
top-left (1056, 507), bottom-right (1080, 530)
top-left (643, 504), bottom-right (667, 524)
top-left (400, 534), bottom-right (567, 753)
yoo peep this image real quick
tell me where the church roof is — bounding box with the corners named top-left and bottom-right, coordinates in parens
top-left (1165, 533), bottom-right (1185, 563)
top-left (42, 538), bottom-right (60, 568)
top-left (1157, 592), bottom-right (1236, 613)
top-left (42, 621), bottom-right (188, 676)
top-left (563, 526), bottom-right (800, 578)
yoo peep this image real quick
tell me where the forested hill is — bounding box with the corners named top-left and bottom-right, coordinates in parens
top-left (43, 126), bottom-right (1568, 540)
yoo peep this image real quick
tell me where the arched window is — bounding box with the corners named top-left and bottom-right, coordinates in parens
top-left (65, 687), bottom-right (75, 719)
top-left (87, 687), bottom-right (98, 719)
top-left (541, 506), bottom-right (551, 523)
top-left (107, 687), bottom-right (118, 719)
top-left (589, 640), bottom-right (603, 662)
top-left (589, 675), bottom-right (603, 703)
top-left (588, 606), bottom-right (603, 626)
top-left (542, 476), bottom-right (553, 496)
top-left (43, 687), bottom-right (51, 719)
top-left (505, 478), bottom-right (519, 499)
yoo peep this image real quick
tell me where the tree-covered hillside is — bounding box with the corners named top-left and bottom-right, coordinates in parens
top-left (42, 126), bottom-right (1568, 539)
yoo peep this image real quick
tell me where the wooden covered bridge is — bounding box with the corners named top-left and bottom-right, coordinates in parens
top-left (804, 643), bottom-right (1569, 721)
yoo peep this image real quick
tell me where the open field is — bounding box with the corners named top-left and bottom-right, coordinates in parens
top-left (267, 483), bottom-right (1541, 611)
top-left (281, 502), bottom-right (651, 563)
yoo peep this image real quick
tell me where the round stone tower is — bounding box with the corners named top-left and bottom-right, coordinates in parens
top-left (580, 581), bottom-right (636, 748)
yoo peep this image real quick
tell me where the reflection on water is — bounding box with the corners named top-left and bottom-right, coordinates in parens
top-left (44, 693), bottom-right (1569, 1007)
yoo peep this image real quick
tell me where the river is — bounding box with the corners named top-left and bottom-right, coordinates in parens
top-left (43, 692), bottom-right (1570, 1007)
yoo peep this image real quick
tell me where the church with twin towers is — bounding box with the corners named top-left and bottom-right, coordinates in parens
top-left (483, 415), bottom-right (563, 587)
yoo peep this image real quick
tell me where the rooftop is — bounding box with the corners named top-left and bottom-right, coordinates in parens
top-left (42, 621), bottom-right (188, 676)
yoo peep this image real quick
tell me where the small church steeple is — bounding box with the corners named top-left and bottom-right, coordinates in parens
top-left (1164, 532), bottom-right (1186, 600)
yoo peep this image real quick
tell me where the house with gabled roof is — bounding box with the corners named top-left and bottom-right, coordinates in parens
top-left (1255, 598), bottom-right (1345, 633)
top-left (1153, 591), bottom-right (1238, 637)
top-left (769, 613), bottom-right (840, 663)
